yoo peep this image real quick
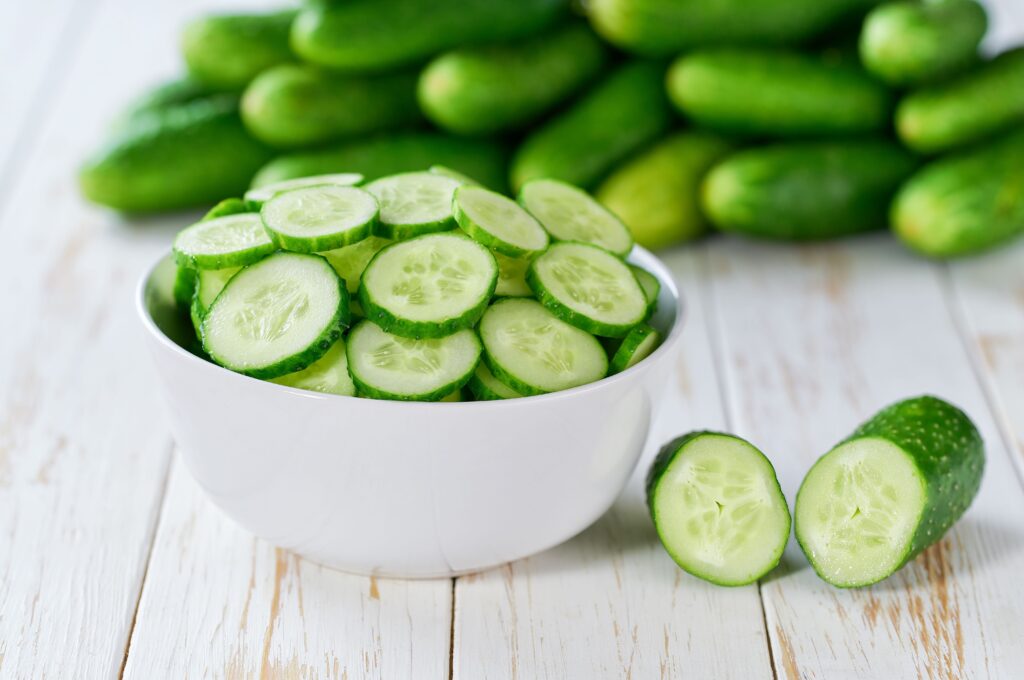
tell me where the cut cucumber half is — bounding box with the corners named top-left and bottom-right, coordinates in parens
top-left (346, 320), bottom-right (480, 401)
top-left (527, 242), bottom-right (647, 337)
top-left (261, 185), bottom-right (378, 253)
top-left (518, 178), bottom-right (634, 257)
top-left (364, 171), bottom-right (460, 240)
top-left (201, 252), bottom-right (349, 379)
top-left (321, 236), bottom-right (392, 294)
top-left (429, 165), bottom-right (480, 186)
top-left (646, 432), bottom-right (791, 587)
top-left (244, 173), bottom-right (364, 205)
top-left (609, 324), bottom-right (660, 374)
top-left (359, 232), bottom-right (497, 338)
top-left (468, 362), bottom-right (524, 401)
top-left (454, 185), bottom-right (549, 257)
top-left (479, 298), bottom-right (607, 395)
top-left (190, 266), bottom-right (241, 330)
top-left (270, 339), bottom-right (356, 397)
top-left (630, 264), bottom-right (660, 320)
top-left (494, 251), bottom-right (532, 297)
top-left (795, 396), bottom-right (983, 588)
top-left (173, 213), bottom-right (276, 270)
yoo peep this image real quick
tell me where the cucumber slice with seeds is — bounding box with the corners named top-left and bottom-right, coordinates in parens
top-left (527, 242), bottom-right (647, 337)
top-left (468, 362), bottom-right (524, 400)
top-left (359, 232), bottom-right (497, 338)
top-left (173, 213), bottom-right (275, 270)
top-left (365, 171), bottom-right (461, 240)
top-left (244, 172), bottom-right (363, 205)
top-left (630, 264), bottom-right (660, 320)
top-left (494, 251), bottom-right (532, 297)
top-left (518, 178), bottom-right (634, 257)
top-left (609, 324), bottom-right (660, 374)
top-left (201, 252), bottom-right (348, 379)
top-left (646, 432), bottom-right (791, 587)
top-left (453, 185), bottom-right (549, 257)
top-left (270, 339), bottom-right (356, 396)
top-left (261, 184), bottom-right (378, 252)
top-left (320, 235), bottom-right (392, 294)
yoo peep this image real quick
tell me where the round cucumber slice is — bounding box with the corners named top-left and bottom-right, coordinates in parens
top-left (346, 320), bottom-right (480, 401)
top-left (494, 251), bottom-right (532, 297)
top-left (364, 171), bottom-right (461, 240)
top-left (527, 242), bottom-right (648, 337)
top-left (646, 432), bottom-right (791, 587)
top-left (630, 264), bottom-right (660, 320)
top-left (320, 236), bottom-right (392, 294)
top-left (191, 266), bottom-right (241, 325)
top-left (359, 233), bottom-right (497, 339)
top-left (270, 339), bottom-right (356, 397)
top-left (261, 185), bottom-right (378, 253)
top-left (609, 324), bottom-right (661, 374)
top-left (173, 213), bottom-right (276, 270)
top-left (244, 172), bottom-right (364, 205)
top-left (479, 298), bottom-right (607, 395)
top-left (518, 179), bottom-right (634, 257)
top-left (201, 252), bottom-right (349, 379)
top-left (429, 165), bottom-right (480, 186)
top-left (454, 185), bottom-right (549, 257)
top-left (468, 362), bottom-right (523, 401)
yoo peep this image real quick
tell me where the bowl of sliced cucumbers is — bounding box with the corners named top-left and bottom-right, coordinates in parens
top-left (138, 168), bottom-right (684, 577)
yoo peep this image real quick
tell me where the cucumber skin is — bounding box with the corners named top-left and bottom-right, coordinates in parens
top-left (292, 0), bottom-right (566, 71)
top-left (893, 128), bottom-right (1024, 258)
top-left (796, 396), bottom-right (984, 587)
top-left (510, 60), bottom-right (673, 190)
top-left (702, 142), bottom-right (919, 240)
top-left (897, 48), bottom-right (1024, 154)
top-left (110, 78), bottom-right (219, 136)
top-left (182, 10), bottom-right (296, 90)
top-left (860, 0), bottom-right (987, 87)
top-left (203, 197), bottom-right (254, 220)
top-left (667, 49), bottom-right (892, 137)
top-left (418, 23), bottom-right (607, 136)
top-left (242, 65), bottom-right (420, 148)
top-left (609, 324), bottom-right (658, 374)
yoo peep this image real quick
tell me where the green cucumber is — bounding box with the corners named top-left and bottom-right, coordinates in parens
top-left (646, 432), bottom-right (791, 586)
top-left (173, 213), bottom-right (275, 270)
top-left (494, 252), bottom-right (532, 298)
top-left (260, 185), bottom-right (378, 252)
top-left (418, 22), bottom-right (607, 135)
top-left (270, 339), bottom-right (356, 397)
top-left (511, 60), bottom-right (672, 190)
top-left (795, 396), bottom-right (984, 588)
top-left (109, 77), bottom-right (218, 135)
top-left (519, 179), bottom-right (633, 257)
top-left (609, 324), bottom-right (660, 374)
top-left (453, 185), bottom-right (549, 257)
top-left (244, 173), bottom-right (363, 206)
top-left (182, 10), bottom-right (296, 90)
top-left (666, 49), bottom-right (892, 137)
top-left (364, 172), bottom-right (461, 240)
top-left (630, 265), bottom-right (660, 321)
top-left (241, 65), bottom-right (420, 147)
top-left (320, 236), bottom-right (392, 294)
top-left (468, 362), bottom-right (524, 400)
top-left (702, 141), bottom-right (918, 240)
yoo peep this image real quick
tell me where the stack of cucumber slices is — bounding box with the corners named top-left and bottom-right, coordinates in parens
top-left (172, 169), bottom-right (665, 400)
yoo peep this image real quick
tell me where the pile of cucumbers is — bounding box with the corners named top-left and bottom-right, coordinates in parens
top-left (80, 0), bottom-right (1024, 259)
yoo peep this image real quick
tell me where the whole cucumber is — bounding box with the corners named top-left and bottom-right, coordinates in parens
top-left (897, 48), bottom-right (1024, 153)
top-left (292, 0), bottom-right (566, 71)
top-left (182, 10), bottom-right (296, 90)
top-left (667, 49), bottom-right (892, 137)
top-left (702, 141), bottom-right (918, 240)
top-left (241, 64), bottom-right (420, 148)
top-left (108, 77), bottom-right (218, 136)
top-left (892, 128), bottom-right (1024, 258)
top-left (860, 0), bottom-right (987, 87)
top-left (596, 132), bottom-right (735, 250)
top-left (418, 23), bottom-right (607, 136)
top-left (510, 60), bottom-right (672, 190)
top-left (79, 96), bottom-right (273, 213)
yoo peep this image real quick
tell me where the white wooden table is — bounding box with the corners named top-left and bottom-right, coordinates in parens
top-left (1, 1), bottom-right (1023, 677)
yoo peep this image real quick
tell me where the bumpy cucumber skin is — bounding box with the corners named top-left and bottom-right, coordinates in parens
top-left (609, 324), bottom-right (659, 374)
top-left (893, 128), bottom-right (1024, 258)
top-left (242, 65), bottom-right (420, 148)
top-left (860, 0), bottom-right (986, 87)
top-left (418, 22), bottom-right (607, 135)
top-left (796, 396), bottom-right (984, 587)
top-left (182, 10), bottom-right (296, 90)
top-left (79, 96), bottom-right (274, 213)
top-left (597, 132), bottom-right (734, 250)
top-left (510, 60), bottom-right (672, 190)
top-left (292, 0), bottom-right (565, 71)
top-left (667, 49), bottom-right (892, 137)
top-left (897, 48), bottom-right (1024, 154)
top-left (702, 141), bottom-right (918, 240)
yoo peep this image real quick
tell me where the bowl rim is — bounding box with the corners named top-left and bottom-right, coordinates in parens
top-left (136, 245), bottom-right (686, 411)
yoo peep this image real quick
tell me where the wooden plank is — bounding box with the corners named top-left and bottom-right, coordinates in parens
top-left (453, 248), bottom-right (774, 680)
top-left (707, 235), bottom-right (1024, 679)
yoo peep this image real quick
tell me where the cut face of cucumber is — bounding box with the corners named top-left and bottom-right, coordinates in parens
top-left (261, 185), bottom-right (378, 253)
top-left (359, 232), bottom-right (497, 338)
top-left (630, 264), bottom-right (660, 320)
top-left (518, 178), bottom-right (634, 257)
top-left (346, 320), bottom-right (480, 401)
top-left (454, 185), bottom-right (549, 257)
top-left (468, 362), bottom-right (523, 400)
top-left (494, 251), bottom-right (532, 297)
top-left (173, 213), bottom-right (275, 270)
top-left (528, 242), bottom-right (647, 337)
top-left (244, 172), bottom-right (363, 205)
top-left (320, 235), bottom-right (392, 293)
top-left (609, 324), bottom-right (660, 374)
top-left (647, 432), bottom-right (791, 586)
top-left (479, 298), bottom-right (607, 395)
top-left (365, 171), bottom-right (461, 240)
top-left (270, 339), bottom-right (356, 396)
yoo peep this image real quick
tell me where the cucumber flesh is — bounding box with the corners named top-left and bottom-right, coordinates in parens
top-left (270, 339), bottom-right (356, 396)
top-left (609, 324), bottom-right (660, 374)
top-left (244, 172), bottom-right (363, 205)
top-left (468, 362), bottom-right (523, 400)
top-left (173, 213), bottom-right (275, 270)
top-left (320, 235), bottom-right (392, 293)
top-left (261, 185), bottom-right (378, 252)
top-left (365, 171), bottom-right (461, 239)
top-left (195, 266), bottom-right (240, 317)
top-left (494, 251), bottom-right (532, 297)
top-left (519, 178), bottom-right (634, 256)
top-left (454, 185), bottom-right (549, 257)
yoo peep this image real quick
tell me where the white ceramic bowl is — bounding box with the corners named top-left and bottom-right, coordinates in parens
top-left (138, 247), bottom-right (683, 578)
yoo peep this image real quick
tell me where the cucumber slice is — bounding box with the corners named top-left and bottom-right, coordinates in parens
top-left (320, 235), bottom-right (392, 294)
top-left (468, 362), bottom-right (523, 400)
top-left (270, 339), bottom-right (356, 396)
top-left (527, 242), bottom-right (647, 337)
top-left (261, 184), bottom-right (378, 252)
top-left (630, 264), bottom-right (660, 320)
top-left (346, 320), bottom-right (480, 401)
top-left (359, 232), bottom-right (497, 338)
top-left (440, 388), bottom-right (466, 402)
top-left (203, 197), bottom-right (254, 221)
top-left (453, 185), bottom-right (549, 257)
top-left (244, 172), bottom-right (363, 205)
top-left (173, 213), bottom-right (276, 270)
top-left (479, 298), bottom-right (607, 395)
top-left (173, 264), bottom-right (198, 312)
top-left (646, 432), bottom-right (791, 586)
top-left (201, 252), bottom-right (349, 379)
top-left (609, 324), bottom-right (661, 374)
top-left (795, 395), bottom-right (984, 588)
top-left (191, 266), bottom-right (241, 324)
top-left (518, 178), bottom-right (634, 257)
top-left (494, 251), bottom-right (532, 297)
top-left (364, 171), bottom-right (461, 240)
top-left (429, 165), bottom-right (480, 186)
